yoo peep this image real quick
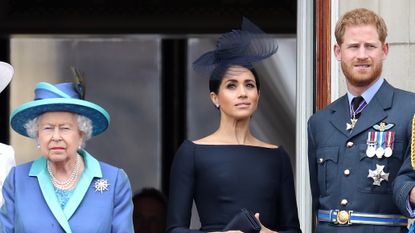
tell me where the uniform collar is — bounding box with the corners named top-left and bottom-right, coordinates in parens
top-left (347, 77), bottom-right (384, 106)
top-left (328, 80), bottom-right (393, 138)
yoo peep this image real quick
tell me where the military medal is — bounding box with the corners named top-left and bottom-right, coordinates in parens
top-left (346, 97), bottom-right (367, 131)
top-left (371, 122), bottom-right (396, 159)
top-left (384, 147), bottom-right (392, 158)
top-left (384, 131), bottom-right (394, 158)
top-left (375, 147), bottom-right (384, 158)
top-left (367, 145), bottom-right (376, 158)
top-left (368, 164), bottom-right (389, 186)
top-left (366, 131), bottom-right (376, 158)
top-left (346, 118), bottom-right (358, 131)
top-left (375, 131), bottom-right (385, 158)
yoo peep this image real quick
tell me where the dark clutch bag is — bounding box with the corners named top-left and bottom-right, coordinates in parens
top-left (223, 208), bottom-right (261, 233)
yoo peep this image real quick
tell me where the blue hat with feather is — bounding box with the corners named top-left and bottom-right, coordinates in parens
top-left (192, 17), bottom-right (278, 82)
top-left (10, 81), bottom-right (110, 138)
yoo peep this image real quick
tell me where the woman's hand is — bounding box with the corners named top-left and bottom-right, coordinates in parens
top-left (255, 213), bottom-right (278, 233)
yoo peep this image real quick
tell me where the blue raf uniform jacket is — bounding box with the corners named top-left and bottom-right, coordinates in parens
top-left (0, 150), bottom-right (134, 233)
top-left (308, 80), bottom-right (415, 233)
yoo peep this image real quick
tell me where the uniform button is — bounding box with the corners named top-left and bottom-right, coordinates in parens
top-left (319, 158), bottom-right (324, 164)
top-left (341, 199), bottom-right (348, 206)
top-left (344, 169), bottom-right (350, 176)
top-left (346, 141), bottom-right (354, 148)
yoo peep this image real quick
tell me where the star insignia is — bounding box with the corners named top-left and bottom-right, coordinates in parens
top-left (368, 164), bottom-right (389, 186)
top-left (94, 179), bottom-right (110, 193)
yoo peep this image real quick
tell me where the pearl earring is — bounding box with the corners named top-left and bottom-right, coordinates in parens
top-left (216, 104), bottom-right (220, 108)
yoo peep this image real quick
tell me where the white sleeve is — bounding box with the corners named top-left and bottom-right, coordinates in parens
top-left (0, 143), bottom-right (15, 207)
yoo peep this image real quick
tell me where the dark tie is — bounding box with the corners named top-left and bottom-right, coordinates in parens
top-left (351, 96), bottom-right (366, 119)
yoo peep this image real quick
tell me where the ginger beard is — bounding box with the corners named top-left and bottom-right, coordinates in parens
top-left (341, 57), bottom-right (383, 87)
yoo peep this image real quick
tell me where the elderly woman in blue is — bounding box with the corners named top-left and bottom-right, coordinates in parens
top-left (0, 81), bottom-right (134, 233)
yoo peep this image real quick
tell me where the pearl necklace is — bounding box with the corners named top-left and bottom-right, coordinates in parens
top-left (47, 154), bottom-right (81, 190)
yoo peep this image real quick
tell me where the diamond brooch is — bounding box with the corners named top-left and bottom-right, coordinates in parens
top-left (94, 179), bottom-right (110, 193)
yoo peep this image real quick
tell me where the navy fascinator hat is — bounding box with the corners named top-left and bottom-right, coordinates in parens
top-left (192, 17), bottom-right (278, 82)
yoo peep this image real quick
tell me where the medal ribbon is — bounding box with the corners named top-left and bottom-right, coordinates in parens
top-left (366, 131), bottom-right (377, 158)
top-left (386, 131), bottom-right (394, 149)
top-left (377, 131), bottom-right (384, 150)
top-left (350, 98), bottom-right (368, 118)
top-left (369, 131), bottom-right (375, 143)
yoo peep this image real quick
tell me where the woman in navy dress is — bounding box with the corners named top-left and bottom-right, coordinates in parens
top-left (166, 18), bottom-right (301, 233)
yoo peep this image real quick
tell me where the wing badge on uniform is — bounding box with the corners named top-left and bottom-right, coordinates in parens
top-left (372, 122), bottom-right (395, 132)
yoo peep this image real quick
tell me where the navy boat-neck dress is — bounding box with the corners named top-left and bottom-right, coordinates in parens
top-left (166, 140), bottom-right (302, 233)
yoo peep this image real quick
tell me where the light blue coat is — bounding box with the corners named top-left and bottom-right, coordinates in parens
top-left (0, 150), bottom-right (134, 233)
